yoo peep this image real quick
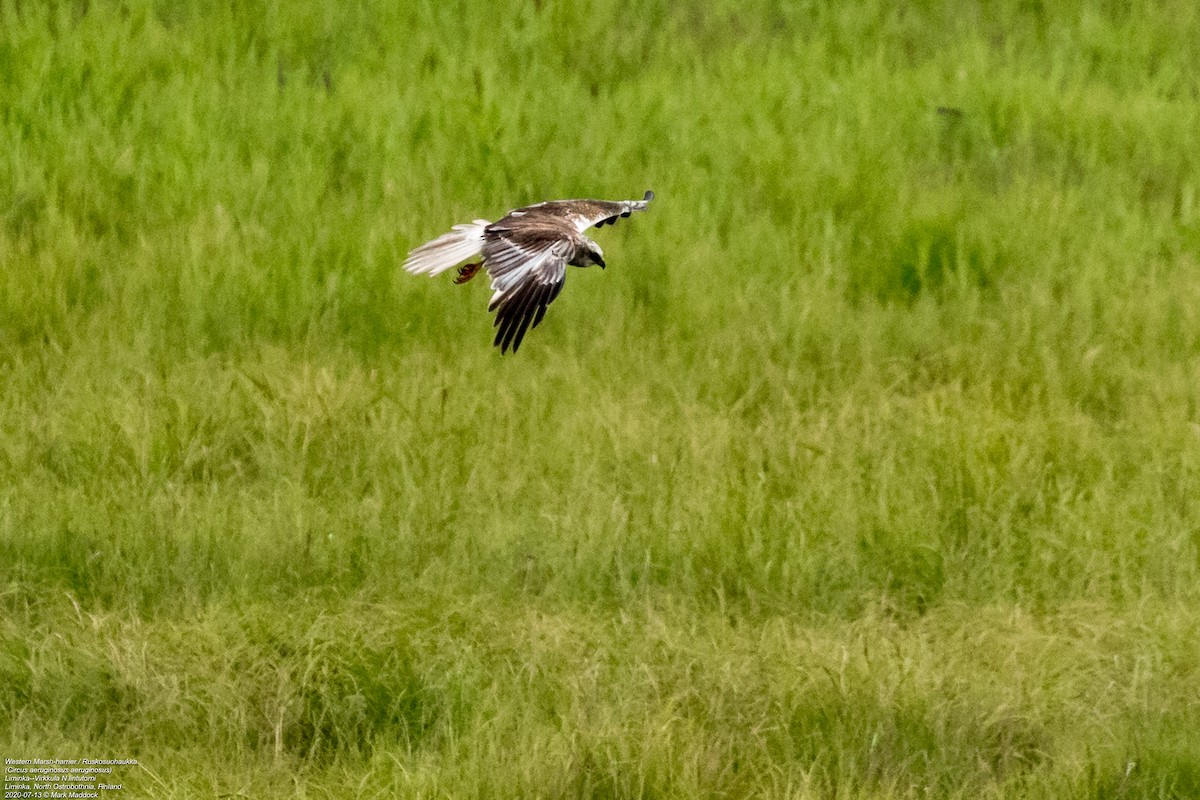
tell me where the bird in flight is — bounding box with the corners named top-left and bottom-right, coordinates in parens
top-left (403, 190), bottom-right (654, 353)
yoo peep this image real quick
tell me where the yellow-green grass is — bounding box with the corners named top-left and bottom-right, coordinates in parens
top-left (2, 1), bottom-right (1199, 797)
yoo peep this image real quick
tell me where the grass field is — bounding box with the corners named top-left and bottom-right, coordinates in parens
top-left (3, 1), bottom-right (1200, 797)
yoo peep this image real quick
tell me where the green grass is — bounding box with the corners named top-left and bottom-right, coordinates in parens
top-left (2, 0), bottom-right (1200, 797)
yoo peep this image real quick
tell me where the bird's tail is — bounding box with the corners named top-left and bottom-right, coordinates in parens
top-left (403, 219), bottom-right (491, 277)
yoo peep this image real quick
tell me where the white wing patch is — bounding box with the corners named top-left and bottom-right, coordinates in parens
top-left (484, 235), bottom-right (569, 300)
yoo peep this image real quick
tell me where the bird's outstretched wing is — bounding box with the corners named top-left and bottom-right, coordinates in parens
top-left (515, 190), bottom-right (655, 232)
top-left (481, 227), bottom-right (571, 354)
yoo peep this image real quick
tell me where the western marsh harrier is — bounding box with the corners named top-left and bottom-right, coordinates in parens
top-left (404, 190), bottom-right (654, 353)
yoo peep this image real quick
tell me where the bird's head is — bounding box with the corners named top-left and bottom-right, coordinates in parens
top-left (586, 240), bottom-right (606, 269)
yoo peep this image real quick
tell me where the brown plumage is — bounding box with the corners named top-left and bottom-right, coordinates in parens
top-left (403, 191), bottom-right (654, 353)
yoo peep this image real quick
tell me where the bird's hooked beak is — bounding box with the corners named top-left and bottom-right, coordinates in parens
top-left (596, 255), bottom-right (606, 269)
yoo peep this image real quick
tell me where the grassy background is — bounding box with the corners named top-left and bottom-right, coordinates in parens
top-left (2, 0), bottom-right (1200, 797)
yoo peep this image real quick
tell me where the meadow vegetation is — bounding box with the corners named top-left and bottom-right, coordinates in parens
top-left (2, 1), bottom-right (1199, 797)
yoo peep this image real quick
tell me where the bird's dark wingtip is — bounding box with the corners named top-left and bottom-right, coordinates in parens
top-left (644, 190), bottom-right (654, 202)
